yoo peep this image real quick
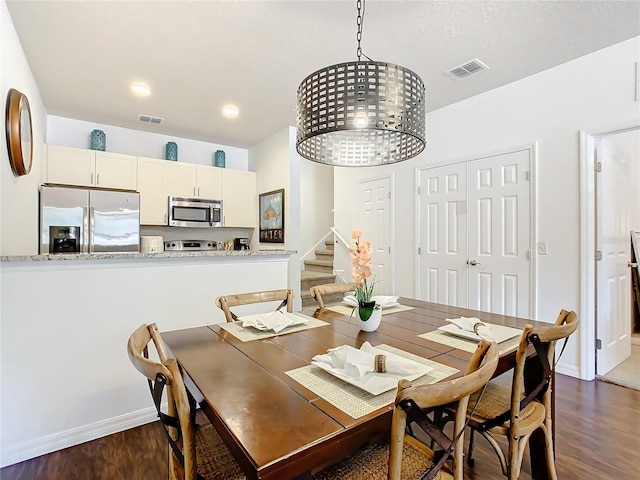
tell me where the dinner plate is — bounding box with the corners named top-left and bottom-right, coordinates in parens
top-left (311, 346), bottom-right (432, 395)
top-left (437, 323), bottom-right (522, 343)
top-left (239, 311), bottom-right (308, 331)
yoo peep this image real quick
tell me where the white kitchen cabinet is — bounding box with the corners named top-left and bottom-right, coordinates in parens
top-left (46, 145), bottom-right (137, 190)
top-left (196, 165), bottom-right (223, 199)
top-left (165, 163), bottom-right (223, 199)
top-left (166, 162), bottom-right (197, 197)
top-left (137, 156), bottom-right (169, 225)
top-left (222, 169), bottom-right (256, 227)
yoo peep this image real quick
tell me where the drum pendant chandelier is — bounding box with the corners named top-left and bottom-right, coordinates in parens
top-left (296, 0), bottom-right (426, 167)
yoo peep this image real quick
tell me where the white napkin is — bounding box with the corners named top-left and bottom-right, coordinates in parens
top-left (241, 311), bottom-right (297, 333)
top-left (343, 295), bottom-right (400, 308)
top-left (446, 317), bottom-right (495, 342)
top-left (311, 341), bottom-right (418, 379)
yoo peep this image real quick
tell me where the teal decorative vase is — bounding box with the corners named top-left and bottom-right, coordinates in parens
top-left (165, 142), bottom-right (178, 161)
top-left (214, 150), bottom-right (226, 168)
top-left (90, 130), bottom-right (106, 151)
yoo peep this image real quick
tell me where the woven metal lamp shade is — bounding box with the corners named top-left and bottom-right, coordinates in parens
top-left (296, 61), bottom-right (426, 167)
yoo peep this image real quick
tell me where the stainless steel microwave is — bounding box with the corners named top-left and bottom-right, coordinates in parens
top-left (168, 197), bottom-right (222, 228)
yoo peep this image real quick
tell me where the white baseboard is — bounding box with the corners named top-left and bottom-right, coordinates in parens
top-left (556, 361), bottom-right (581, 379)
top-left (1, 406), bottom-right (159, 468)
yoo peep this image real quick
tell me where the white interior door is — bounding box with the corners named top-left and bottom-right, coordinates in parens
top-left (467, 150), bottom-right (531, 316)
top-left (596, 137), bottom-right (632, 375)
top-left (418, 150), bottom-right (531, 317)
top-left (359, 177), bottom-right (392, 295)
top-left (418, 163), bottom-right (468, 305)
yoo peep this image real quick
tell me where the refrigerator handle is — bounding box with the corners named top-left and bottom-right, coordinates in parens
top-left (89, 206), bottom-right (95, 253)
top-left (82, 206), bottom-right (90, 253)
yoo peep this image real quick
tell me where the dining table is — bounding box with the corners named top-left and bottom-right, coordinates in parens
top-left (161, 297), bottom-right (554, 480)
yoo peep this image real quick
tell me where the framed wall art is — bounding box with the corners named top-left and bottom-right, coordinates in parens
top-left (259, 189), bottom-right (284, 243)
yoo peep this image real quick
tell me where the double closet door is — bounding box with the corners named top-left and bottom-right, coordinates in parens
top-left (418, 149), bottom-right (532, 317)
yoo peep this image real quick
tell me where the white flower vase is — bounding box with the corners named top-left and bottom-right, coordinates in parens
top-left (358, 302), bottom-right (382, 332)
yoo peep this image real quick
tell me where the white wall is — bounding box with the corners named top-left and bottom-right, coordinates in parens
top-left (299, 158), bottom-right (334, 258)
top-left (334, 37), bottom-right (640, 378)
top-left (0, 0), bottom-right (48, 255)
top-left (248, 127), bottom-right (302, 309)
top-left (0, 255), bottom-right (291, 467)
top-left (47, 115), bottom-right (249, 170)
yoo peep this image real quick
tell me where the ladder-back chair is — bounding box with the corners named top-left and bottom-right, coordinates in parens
top-left (127, 323), bottom-right (245, 480)
top-left (215, 289), bottom-right (294, 322)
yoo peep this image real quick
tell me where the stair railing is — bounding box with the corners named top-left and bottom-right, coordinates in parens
top-left (330, 227), bottom-right (351, 283)
top-left (300, 227), bottom-right (352, 283)
top-left (300, 230), bottom-right (335, 264)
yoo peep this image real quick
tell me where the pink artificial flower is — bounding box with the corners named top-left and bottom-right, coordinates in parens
top-left (351, 230), bottom-right (363, 239)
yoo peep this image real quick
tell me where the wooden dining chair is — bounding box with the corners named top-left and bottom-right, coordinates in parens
top-left (127, 323), bottom-right (246, 480)
top-left (215, 288), bottom-right (294, 322)
top-left (313, 340), bottom-right (499, 480)
top-left (452, 309), bottom-right (579, 480)
top-left (309, 282), bottom-right (355, 309)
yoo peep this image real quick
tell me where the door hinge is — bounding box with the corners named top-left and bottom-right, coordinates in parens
top-left (388, 192), bottom-right (391, 199)
top-left (526, 250), bottom-right (530, 261)
top-left (417, 186), bottom-right (421, 195)
top-left (418, 246), bottom-right (421, 255)
top-left (388, 246), bottom-right (391, 254)
top-left (595, 250), bottom-right (602, 261)
top-left (596, 338), bottom-right (602, 350)
top-left (595, 161), bottom-right (602, 173)
top-left (525, 170), bottom-right (531, 181)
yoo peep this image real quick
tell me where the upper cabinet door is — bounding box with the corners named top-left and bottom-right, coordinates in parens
top-left (196, 165), bottom-right (223, 199)
top-left (137, 157), bottom-right (169, 225)
top-left (223, 170), bottom-right (256, 227)
top-left (47, 145), bottom-right (95, 187)
top-left (167, 162), bottom-right (197, 197)
top-left (46, 145), bottom-right (137, 190)
top-left (94, 152), bottom-right (138, 190)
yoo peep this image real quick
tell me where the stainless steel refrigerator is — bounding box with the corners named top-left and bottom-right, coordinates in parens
top-left (40, 185), bottom-right (140, 254)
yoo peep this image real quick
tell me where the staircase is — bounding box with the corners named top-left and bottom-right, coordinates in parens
top-left (301, 240), bottom-right (345, 308)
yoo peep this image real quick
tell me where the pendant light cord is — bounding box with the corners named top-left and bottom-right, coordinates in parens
top-left (356, 0), bottom-right (373, 62)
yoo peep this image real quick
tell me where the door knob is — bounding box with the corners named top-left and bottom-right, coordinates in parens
top-left (467, 259), bottom-right (481, 266)
top-left (629, 262), bottom-right (639, 268)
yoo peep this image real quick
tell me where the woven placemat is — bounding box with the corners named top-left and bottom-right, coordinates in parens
top-left (326, 304), bottom-right (414, 317)
top-left (418, 330), bottom-right (521, 355)
top-left (285, 344), bottom-right (459, 419)
top-left (219, 313), bottom-right (329, 342)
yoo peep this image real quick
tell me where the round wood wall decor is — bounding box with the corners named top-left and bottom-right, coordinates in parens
top-left (5, 88), bottom-right (33, 176)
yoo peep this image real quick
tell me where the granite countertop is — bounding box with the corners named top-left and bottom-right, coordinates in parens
top-left (1, 249), bottom-right (296, 263)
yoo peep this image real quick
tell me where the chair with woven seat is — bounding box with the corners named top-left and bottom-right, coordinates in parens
top-left (215, 288), bottom-right (294, 322)
top-left (313, 340), bottom-right (499, 480)
top-left (309, 282), bottom-right (355, 309)
top-left (454, 309), bottom-right (579, 480)
top-left (127, 323), bottom-right (246, 480)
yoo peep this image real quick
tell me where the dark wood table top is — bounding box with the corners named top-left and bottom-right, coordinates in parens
top-left (162, 298), bottom-right (548, 480)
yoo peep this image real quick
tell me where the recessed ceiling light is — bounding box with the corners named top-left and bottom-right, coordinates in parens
top-left (131, 84), bottom-right (151, 96)
top-left (222, 105), bottom-right (239, 118)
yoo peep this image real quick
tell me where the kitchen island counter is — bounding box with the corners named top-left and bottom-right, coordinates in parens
top-left (0, 249), bottom-right (296, 263)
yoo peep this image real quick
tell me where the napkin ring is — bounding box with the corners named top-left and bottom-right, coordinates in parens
top-left (473, 322), bottom-right (486, 334)
top-left (374, 354), bottom-right (387, 373)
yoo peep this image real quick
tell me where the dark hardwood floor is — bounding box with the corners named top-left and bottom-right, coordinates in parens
top-left (2, 375), bottom-right (638, 480)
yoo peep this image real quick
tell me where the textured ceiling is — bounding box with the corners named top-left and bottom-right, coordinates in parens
top-left (6, 0), bottom-right (640, 149)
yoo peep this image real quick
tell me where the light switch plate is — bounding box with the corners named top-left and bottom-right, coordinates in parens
top-left (537, 242), bottom-right (548, 255)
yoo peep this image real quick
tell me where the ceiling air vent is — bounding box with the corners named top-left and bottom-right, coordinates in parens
top-left (446, 58), bottom-right (489, 80)
top-left (138, 114), bottom-right (164, 124)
